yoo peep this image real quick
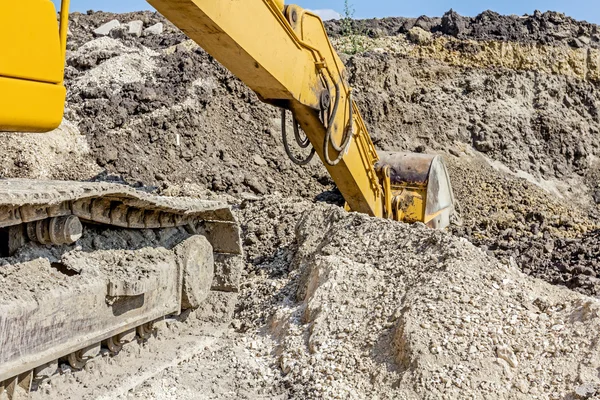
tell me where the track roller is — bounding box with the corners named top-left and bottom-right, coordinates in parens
top-left (26, 215), bottom-right (83, 245)
top-left (136, 322), bottom-right (155, 341)
top-left (67, 343), bottom-right (101, 370)
top-left (105, 329), bottom-right (136, 355)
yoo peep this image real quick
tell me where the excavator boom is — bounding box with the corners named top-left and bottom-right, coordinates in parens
top-left (148, 0), bottom-right (456, 227)
top-left (148, 0), bottom-right (383, 217)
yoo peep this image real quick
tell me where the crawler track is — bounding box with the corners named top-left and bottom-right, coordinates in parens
top-left (0, 180), bottom-right (242, 399)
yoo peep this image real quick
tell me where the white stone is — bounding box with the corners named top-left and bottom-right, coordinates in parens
top-left (575, 383), bottom-right (597, 399)
top-left (126, 20), bottom-right (144, 37)
top-left (253, 155), bottom-right (267, 166)
top-left (496, 345), bottom-right (518, 368)
top-left (144, 22), bottom-right (164, 36)
top-left (94, 19), bottom-right (120, 36)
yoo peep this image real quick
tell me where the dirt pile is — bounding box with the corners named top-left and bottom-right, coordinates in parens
top-left (336, 34), bottom-right (600, 82)
top-left (0, 121), bottom-right (100, 181)
top-left (344, 49), bottom-right (600, 188)
top-left (335, 29), bottom-right (600, 298)
top-left (62, 12), bottom-right (333, 199)
top-left (541, 230), bottom-right (600, 295)
top-left (236, 197), bottom-right (600, 399)
top-left (327, 9), bottom-right (600, 50)
top-left (65, 11), bottom-right (186, 50)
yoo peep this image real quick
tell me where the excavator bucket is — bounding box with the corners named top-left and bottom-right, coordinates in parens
top-left (377, 152), bottom-right (455, 229)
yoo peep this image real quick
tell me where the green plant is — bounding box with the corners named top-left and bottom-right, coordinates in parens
top-left (340, 0), bottom-right (366, 54)
top-left (342, 0), bottom-right (355, 36)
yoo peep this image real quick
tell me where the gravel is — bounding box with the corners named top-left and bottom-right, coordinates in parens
top-left (234, 197), bottom-right (600, 399)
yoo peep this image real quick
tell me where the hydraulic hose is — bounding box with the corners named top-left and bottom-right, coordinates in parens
top-left (323, 85), bottom-right (354, 166)
top-left (281, 109), bottom-right (316, 165)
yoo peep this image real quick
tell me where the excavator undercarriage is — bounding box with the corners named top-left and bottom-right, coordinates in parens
top-left (0, 180), bottom-right (242, 398)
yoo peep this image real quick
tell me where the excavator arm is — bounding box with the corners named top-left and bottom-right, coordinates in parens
top-left (148, 0), bottom-right (456, 227)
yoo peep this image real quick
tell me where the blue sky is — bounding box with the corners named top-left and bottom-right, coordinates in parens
top-left (53, 0), bottom-right (599, 24)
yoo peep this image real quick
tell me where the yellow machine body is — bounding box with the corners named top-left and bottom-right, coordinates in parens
top-left (0, 0), bottom-right (69, 132)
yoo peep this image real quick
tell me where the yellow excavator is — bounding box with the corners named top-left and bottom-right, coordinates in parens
top-left (0, 0), bottom-right (455, 397)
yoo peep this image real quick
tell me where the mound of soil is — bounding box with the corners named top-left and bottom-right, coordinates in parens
top-left (236, 197), bottom-right (600, 399)
top-left (63, 20), bottom-right (333, 199)
top-left (326, 10), bottom-right (600, 49)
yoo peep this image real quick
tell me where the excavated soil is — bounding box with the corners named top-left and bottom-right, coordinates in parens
top-left (237, 197), bottom-right (600, 399)
top-left (327, 10), bottom-right (600, 49)
top-left (2, 8), bottom-right (600, 400)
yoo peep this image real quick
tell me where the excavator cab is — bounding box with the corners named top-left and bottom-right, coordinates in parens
top-left (0, 0), bottom-right (68, 132)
